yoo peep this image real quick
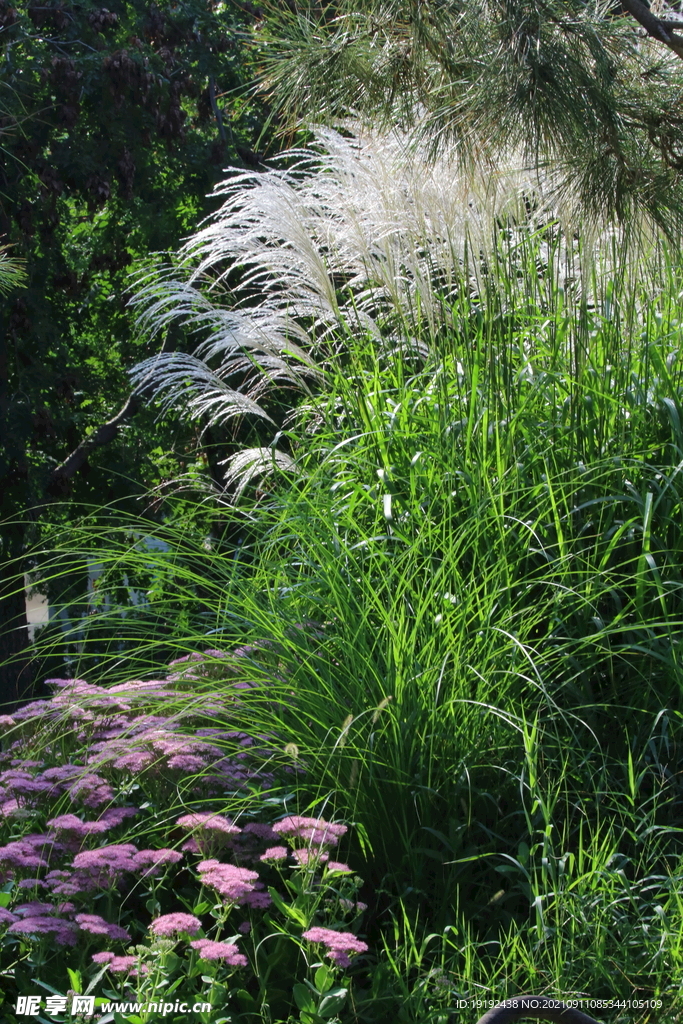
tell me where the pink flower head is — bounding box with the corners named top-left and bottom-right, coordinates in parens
top-left (8, 915), bottom-right (79, 946)
top-left (132, 849), bottom-right (183, 877)
top-left (239, 886), bottom-right (272, 909)
top-left (260, 846), bottom-right (288, 864)
top-left (150, 912), bottom-right (202, 937)
top-left (196, 860), bottom-right (260, 903)
top-left (167, 754), bottom-right (207, 772)
top-left (302, 927), bottom-right (368, 968)
top-left (293, 848), bottom-right (329, 867)
top-left (75, 913), bottom-right (131, 941)
top-left (272, 816), bottom-right (347, 847)
top-left (47, 814), bottom-right (111, 837)
top-left (68, 844), bottom-right (139, 890)
top-left (325, 862), bottom-right (352, 873)
top-left (190, 939), bottom-right (247, 966)
top-left (176, 813), bottom-right (241, 835)
top-left (242, 822), bottom-right (279, 842)
top-left (112, 751), bottom-right (155, 772)
top-left (13, 902), bottom-right (55, 917)
top-left (67, 774), bottom-right (115, 808)
top-left (92, 951), bottom-right (148, 976)
top-left (0, 839), bottom-right (51, 871)
top-left (0, 907), bottom-right (18, 926)
top-left (339, 898), bottom-right (368, 913)
top-left (100, 807), bottom-right (138, 826)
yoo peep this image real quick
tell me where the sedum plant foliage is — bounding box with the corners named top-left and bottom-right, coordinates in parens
top-left (253, 0), bottom-right (683, 237)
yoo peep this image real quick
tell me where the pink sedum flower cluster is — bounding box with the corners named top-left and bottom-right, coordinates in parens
top-left (150, 912), bottom-right (202, 938)
top-left (0, 642), bottom-right (370, 978)
top-left (302, 926), bottom-right (369, 968)
top-left (190, 938), bottom-right (247, 965)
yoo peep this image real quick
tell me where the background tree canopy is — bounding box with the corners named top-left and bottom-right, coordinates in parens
top-left (0, 0), bottom-right (273, 708)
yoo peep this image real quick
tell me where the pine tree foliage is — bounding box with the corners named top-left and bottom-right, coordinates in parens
top-left (254, 0), bottom-right (683, 237)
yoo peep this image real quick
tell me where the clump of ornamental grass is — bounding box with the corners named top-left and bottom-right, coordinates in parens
top-left (126, 123), bottom-right (662, 501)
top-left (0, 665), bottom-right (368, 1023)
top-left (8, 115), bottom-right (683, 1021)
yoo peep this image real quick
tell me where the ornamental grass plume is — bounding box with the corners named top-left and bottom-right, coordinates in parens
top-left (127, 123), bottom-right (631, 500)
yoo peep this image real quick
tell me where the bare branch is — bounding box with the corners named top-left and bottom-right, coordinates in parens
top-left (47, 392), bottom-right (144, 495)
top-left (619, 0), bottom-right (683, 59)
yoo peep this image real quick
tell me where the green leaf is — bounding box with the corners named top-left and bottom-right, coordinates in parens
top-left (234, 988), bottom-right (257, 1010)
top-left (319, 987), bottom-right (348, 1018)
top-left (162, 952), bottom-right (179, 973)
top-left (67, 968), bottom-right (82, 994)
top-left (293, 983), bottom-right (317, 1013)
top-left (268, 885), bottom-right (308, 926)
top-left (314, 965), bottom-right (334, 994)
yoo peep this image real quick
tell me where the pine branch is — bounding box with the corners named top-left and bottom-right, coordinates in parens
top-left (619, 0), bottom-right (683, 59)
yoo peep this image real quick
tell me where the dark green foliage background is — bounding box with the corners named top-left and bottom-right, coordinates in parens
top-left (0, 0), bottom-right (273, 704)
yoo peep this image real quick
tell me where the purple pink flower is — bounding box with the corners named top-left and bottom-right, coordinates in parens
top-left (302, 927), bottom-right (368, 968)
top-left (8, 915), bottom-right (79, 946)
top-left (196, 860), bottom-right (260, 903)
top-left (260, 846), bottom-right (289, 863)
top-left (92, 951), bottom-right (148, 976)
top-left (293, 848), bottom-right (329, 867)
top-left (176, 812), bottom-right (241, 835)
top-left (75, 913), bottom-right (131, 941)
top-left (132, 849), bottom-right (183, 877)
top-left (150, 912), bottom-right (202, 937)
top-left (273, 816), bottom-right (347, 847)
top-left (13, 902), bottom-right (55, 917)
top-left (190, 939), bottom-right (247, 965)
